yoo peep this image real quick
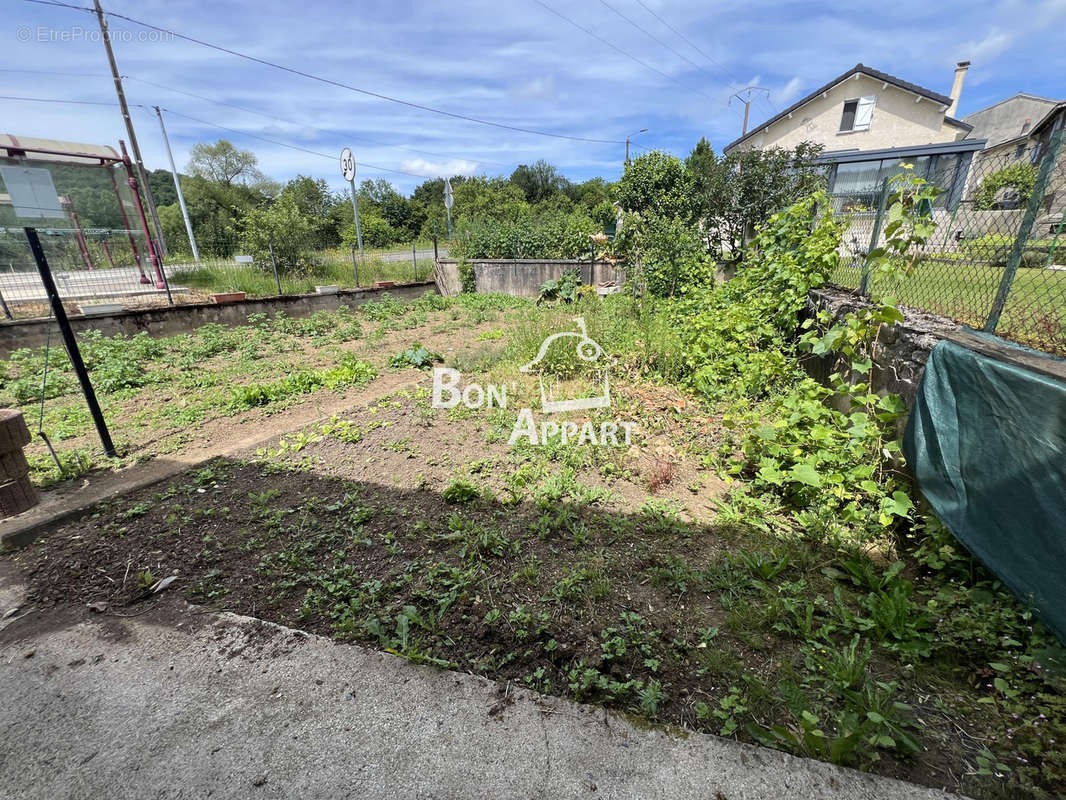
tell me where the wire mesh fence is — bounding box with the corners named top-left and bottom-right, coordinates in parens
top-left (826, 126), bottom-right (1066, 357)
top-left (0, 228), bottom-right (443, 321)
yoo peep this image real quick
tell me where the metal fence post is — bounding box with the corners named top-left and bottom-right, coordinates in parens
top-left (268, 241), bottom-right (282, 295)
top-left (859, 178), bottom-right (890, 296)
top-left (985, 125), bottom-right (1065, 333)
top-left (412, 243), bottom-right (418, 282)
top-left (351, 243), bottom-right (360, 287)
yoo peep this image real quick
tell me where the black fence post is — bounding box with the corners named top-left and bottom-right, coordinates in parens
top-left (0, 286), bottom-right (11, 320)
top-left (433, 234), bottom-right (438, 262)
top-left (24, 227), bottom-right (116, 457)
top-left (859, 178), bottom-right (890, 296)
top-left (985, 125), bottom-right (1065, 333)
top-left (268, 241), bottom-right (282, 295)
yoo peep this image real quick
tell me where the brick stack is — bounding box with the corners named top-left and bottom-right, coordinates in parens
top-left (0, 410), bottom-right (38, 518)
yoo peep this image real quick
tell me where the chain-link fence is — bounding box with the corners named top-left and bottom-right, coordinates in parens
top-left (0, 228), bottom-right (443, 321)
top-left (826, 126), bottom-right (1066, 357)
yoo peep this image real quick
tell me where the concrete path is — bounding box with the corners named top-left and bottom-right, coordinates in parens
top-left (0, 570), bottom-right (962, 800)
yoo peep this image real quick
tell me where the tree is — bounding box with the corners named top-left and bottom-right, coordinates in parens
top-left (238, 193), bottom-right (314, 269)
top-left (566, 177), bottom-right (612, 212)
top-left (614, 151), bottom-right (696, 224)
top-left (280, 176), bottom-right (340, 249)
top-left (188, 139), bottom-right (265, 187)
top-left (687, 140), bottom-right (825, 261)
top-left (453, 176), bottom-right (530, 225)
top-left (509, 160), bottom-right (569, 204)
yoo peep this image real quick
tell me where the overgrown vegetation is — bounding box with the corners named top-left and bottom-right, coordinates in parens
top-left (4, 150), bottom-right (1065, 800)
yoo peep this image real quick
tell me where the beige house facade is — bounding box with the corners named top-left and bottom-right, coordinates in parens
top-left (723, 63), bottom-right (972, 155)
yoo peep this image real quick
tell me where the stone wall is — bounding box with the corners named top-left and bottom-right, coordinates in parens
top-left (434, 259), bottom-right (625, 299)
top-left (0, 281), bottom-right (437, 358)
top-left (804, 287), bottom-right (959, 410)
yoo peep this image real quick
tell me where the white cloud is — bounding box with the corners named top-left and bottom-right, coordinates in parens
top-left (776, 77), bottom-right (804, 105)
top-left (961, 29), bottom-right (1015, 63)
top-left (4, 0), bottom-right (1064, 192)
top-left (512, 75), bottom-right (558, 101)
top-left (400, 158), bottom-right (479, 178)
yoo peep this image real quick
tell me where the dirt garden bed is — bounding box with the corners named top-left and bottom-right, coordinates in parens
top-left (2, 290), bottom-right (1065, 800)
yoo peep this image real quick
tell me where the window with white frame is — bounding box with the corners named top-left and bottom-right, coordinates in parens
top-left (839, 95), bottom-right (876, 132)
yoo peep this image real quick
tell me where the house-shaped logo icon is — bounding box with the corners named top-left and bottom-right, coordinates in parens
top-left (519, 317), bottom-right (610, 414)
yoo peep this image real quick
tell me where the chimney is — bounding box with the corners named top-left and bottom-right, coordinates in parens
top-left (947, 60), bottom-right (970, 116)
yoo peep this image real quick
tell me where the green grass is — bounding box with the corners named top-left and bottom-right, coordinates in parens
top-left (832, 259), bottom-right (1066, 353)
top-left (169, 256), bottom-right (430, 298)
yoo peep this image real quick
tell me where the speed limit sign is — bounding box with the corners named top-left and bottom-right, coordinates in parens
top-left (340, 147), bottom-right (356, 182)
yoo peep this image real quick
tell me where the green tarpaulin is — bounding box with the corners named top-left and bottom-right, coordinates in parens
top-left (904, 330), bottom-right (1066, 644)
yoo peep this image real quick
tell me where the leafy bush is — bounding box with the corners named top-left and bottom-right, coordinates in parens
top-left (976, 162), bottom-right (1038, 210)
top-left (676, 192), bottom-right (843, 400)
top-left (388, 343), bottom-right (442, 370)
top-left (228, 354), bottom-right (376, 411)
top-left (457, 260), bottom-right (476, 294)
top-left (453, 211), bottom-right (596, 259)
top-left (537, 268), bottom-right (581, 304)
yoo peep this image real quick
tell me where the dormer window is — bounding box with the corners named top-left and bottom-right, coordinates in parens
top-left (840, 96), bottom-right (876, 132)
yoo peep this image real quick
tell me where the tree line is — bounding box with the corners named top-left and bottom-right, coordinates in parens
top-left (1, 136), bottom-right (826, 277)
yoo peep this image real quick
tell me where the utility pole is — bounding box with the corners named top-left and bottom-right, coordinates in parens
top-left (154, 106), bottom-right (199, 262)
top-left (625, 127), bottom-right (648, 165)
top-left (93, 0), bottom-right (167, 257)
top-left (730, 87), bottom-right (771, 136)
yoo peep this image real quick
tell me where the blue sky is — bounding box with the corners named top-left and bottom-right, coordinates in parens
top-left (4, 0), bottom-right (1066, 195)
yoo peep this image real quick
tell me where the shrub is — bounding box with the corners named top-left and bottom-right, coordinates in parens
top-left (976, 162), bottom-right (1038, 210)
top-left (457, 260), bottom-right (476, 294)
top-left (453, 212), bottom-right (596, 260)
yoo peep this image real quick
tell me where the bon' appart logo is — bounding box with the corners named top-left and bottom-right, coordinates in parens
top-left (431, 317), bottom-right (637, 446)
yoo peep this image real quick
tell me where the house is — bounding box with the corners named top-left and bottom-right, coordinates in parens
top-left (961, 95), bottom-right (1066, 227)
top-left (723, 62), bottom-right (974, 155)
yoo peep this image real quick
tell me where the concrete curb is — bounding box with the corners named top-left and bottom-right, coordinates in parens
top-left (0, 581), bottom-right (969, 800)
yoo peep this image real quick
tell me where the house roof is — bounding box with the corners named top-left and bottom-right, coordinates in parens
top-left (1031, 102), bottom-right (1066, 135)
top-left (962, 92), bottom-right (1059, 120)
top-left (815, 138), bottom-right (987, 165)
top-left (723, 64), bottom-right (955, 153)
top-left (0, 135), bottom-right (121, 166)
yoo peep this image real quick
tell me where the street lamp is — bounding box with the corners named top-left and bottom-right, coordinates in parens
top-left (625, 128), bottom-right (649, 164)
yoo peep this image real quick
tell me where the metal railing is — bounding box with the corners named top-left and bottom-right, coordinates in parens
top-left (0, 230), bottom-right (445, 320)
top-left (827, 126), bottom-right (1066, 357)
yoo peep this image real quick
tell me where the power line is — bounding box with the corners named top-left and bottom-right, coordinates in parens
top-left (595, 0), bottom-right (721, 87)
top-left (124, 77), bottom-right (515, 171)
top-left (22, 0), bottom-right (627, 145)
top-left (0, 93), bottom-right (124, 107)
top-left (156, 109), bottom-right (436, 179)
top-left (0, 67), bottom-right (513, 170)
top-left (531, 0), bottom-right (714, 100)
top-left (631, 0), bottom-right (739, 85)
top-left (0, 94), bottom-right (437, 179)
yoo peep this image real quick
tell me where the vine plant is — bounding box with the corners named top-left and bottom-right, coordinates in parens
top-left (799, 167), bottom-right (941, 478)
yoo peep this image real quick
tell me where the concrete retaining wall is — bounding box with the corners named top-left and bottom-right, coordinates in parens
top-left (434, 259), bottom-right (625, 299)
top-left (0, 281), bottom-right (436, 357)
top-left (804, 287), bottom-right (959, 409)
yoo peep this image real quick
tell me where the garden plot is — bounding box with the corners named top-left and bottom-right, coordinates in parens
top-left (0, 292), bottom-right (527, 487)
top-left (4, 288), bottom-right (1066, 800)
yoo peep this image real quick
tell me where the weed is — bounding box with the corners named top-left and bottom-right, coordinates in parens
top-left (442, 479), bottom-right (480, 504)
